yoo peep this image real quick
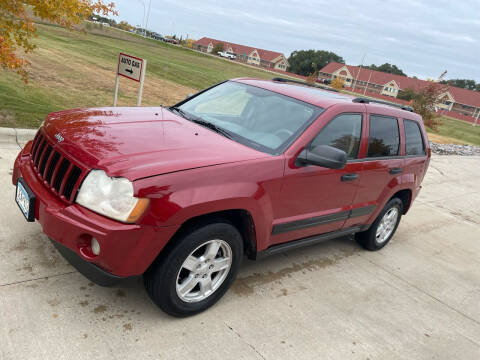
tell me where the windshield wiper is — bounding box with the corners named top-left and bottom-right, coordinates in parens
top-left (190, 119), bottom-right (233, 139)
top-left (169, 107), bottom-right (233, 139)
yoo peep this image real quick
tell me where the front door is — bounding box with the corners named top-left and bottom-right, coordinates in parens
top-left (272, 113), bottom-right (365, 245)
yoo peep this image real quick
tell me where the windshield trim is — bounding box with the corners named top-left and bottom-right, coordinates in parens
top-left (171, 81), bottom-right (324, 156)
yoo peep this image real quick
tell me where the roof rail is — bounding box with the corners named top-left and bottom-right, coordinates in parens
top-left (272, 77), bottom-right (339, 93)
top-left (352, 97), bottom-right (414, 112)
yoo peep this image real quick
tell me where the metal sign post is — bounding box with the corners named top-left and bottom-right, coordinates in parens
top-left (113, 53), bottom-right (147, 106)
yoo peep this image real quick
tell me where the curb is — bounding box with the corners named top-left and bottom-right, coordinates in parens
top-left (0, 127), bottom-right (38, 147)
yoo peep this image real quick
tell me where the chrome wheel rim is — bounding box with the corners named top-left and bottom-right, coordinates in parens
top-left (376, 207), bottom-right (399, 244)
top-left (176, 240), bottom-right (232, 303)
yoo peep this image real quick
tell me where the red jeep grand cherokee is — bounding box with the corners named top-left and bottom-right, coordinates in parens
top-left (13, 78), bottom-right (430, 316)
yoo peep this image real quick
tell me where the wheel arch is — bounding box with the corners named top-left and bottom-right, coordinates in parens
top-left (154, 209), bottom-right (259, 265)
top-left (390, 188), bottom-right (412, 214)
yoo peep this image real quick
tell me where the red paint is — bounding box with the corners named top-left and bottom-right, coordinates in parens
top-left (13, 79), bottom-right (430, 277)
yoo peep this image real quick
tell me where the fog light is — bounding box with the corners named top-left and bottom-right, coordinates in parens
top-left (91, 238), bottom-right (100, 255)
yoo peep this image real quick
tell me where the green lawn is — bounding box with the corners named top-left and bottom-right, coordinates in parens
top-left (1, 24), bottom-right (479, 147)
top-left (427, 116), bottom-right (480, 146)
top-left (0, 23), bottom-right (280, 128)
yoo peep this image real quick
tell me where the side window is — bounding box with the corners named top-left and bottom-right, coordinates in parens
top-left (367, 115), bottom-right (400, 157)
top-left (404, 119), bottom-right (425, 155)
top-left (310, 113), bottom-right (362, 159)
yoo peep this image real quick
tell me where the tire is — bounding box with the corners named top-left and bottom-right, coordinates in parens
top-left (356, 198), bottom-right (403, 251)
top-left (144, 220), bottom-right (243, 317)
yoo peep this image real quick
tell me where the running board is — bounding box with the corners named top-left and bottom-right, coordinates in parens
top-left (257, 226), bottom-right (362, 259)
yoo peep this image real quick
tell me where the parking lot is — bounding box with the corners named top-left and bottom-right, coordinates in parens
top-left (1, 132), bottom-right (479, 360)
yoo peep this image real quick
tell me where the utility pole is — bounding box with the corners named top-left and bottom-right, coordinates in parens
top-left (352, 53), bottom-right (366, 92)
top-left (363, 71), bottom-right (373, 95)
top-left (137, 0), bottom-right (146, 36)
top-left (144, 0), bottom-right (152, 37)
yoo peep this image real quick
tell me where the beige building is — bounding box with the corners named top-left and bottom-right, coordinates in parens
top-left (194, 37), bottom-right (289, 71)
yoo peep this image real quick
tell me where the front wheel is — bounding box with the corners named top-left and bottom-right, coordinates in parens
top-left (144, 220), bottom-right (243, 317)
top-left (356, 198), bottom-right (403, 251)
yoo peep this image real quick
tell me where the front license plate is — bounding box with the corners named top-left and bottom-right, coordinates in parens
top-left (16, 178), bottom-right (36, 222)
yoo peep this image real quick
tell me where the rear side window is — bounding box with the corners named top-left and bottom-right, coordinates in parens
top-left (404, 119), bottom-right (425, 155)
top-left (310, 113), bottom-right (362, 159)
top-left (367, 115), bottom-right (400, 157)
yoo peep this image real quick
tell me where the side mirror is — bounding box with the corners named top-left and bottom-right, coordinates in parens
top-left (296, 145), bottom-right (347, 169)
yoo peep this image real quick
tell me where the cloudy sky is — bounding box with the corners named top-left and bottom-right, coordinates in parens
top-left (112, 0), bottom-right (480, 81)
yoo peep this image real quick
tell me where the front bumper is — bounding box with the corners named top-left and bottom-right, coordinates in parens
top-left (51, 239), bottom-right (137, 286)
top-left (13, 143), bottom-right (180, 281)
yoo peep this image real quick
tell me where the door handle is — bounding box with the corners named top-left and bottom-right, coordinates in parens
top-left (341, 173), bottom-right (359, 182)
top-left (390, 167), bottom-right (403, 175)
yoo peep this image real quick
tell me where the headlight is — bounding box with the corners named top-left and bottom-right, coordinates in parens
top-left (76, 170), bottom-right (149, 223)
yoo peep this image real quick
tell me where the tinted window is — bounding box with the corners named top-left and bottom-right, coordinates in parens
top-left (311, 113), bottom-right (362, 159)
top-left (367, 115), bottom-right (400, 157)
top-left (404, 119), bottom-right (425, 155)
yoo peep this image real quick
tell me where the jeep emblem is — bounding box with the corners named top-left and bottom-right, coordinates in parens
top-left (54, 133), bottom-right (64, 143)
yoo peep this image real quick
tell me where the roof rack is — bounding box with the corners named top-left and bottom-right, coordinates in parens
top-left (352, 97), bottom-right (414, 112)
top-left (272, 77), bottom-right (339, 93)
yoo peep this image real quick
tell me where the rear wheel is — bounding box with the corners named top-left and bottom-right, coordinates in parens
top-left (356, 198), bottom-right (403, 251)
top-left (144, 220), bottom-right (243, 317)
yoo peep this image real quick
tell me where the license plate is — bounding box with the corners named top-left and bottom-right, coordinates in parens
top-left (16, 178), bottom-right (36, 222)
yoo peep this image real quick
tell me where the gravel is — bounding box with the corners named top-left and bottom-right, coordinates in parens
top-left (430, 143), bottom-right (480, 156)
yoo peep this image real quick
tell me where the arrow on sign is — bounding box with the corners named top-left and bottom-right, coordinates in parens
top-left (125, 68), bottom-right (133, 74)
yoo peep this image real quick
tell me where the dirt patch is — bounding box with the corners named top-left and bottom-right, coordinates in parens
top-left (93, 305), bottom-right (107, 314)
top-left (232, 249), bottom-right (356, 296)
top-left (427, 133), bottom-right (465, 145)
top-left (10, 240), bottom-right (28, 252)
top-left (47, 299), bottom-right (60, 306)
top-left (26, 46), bottom-right (194, 109)
top-left (115, 289), bottom-right (126, 298)
top-left (79, 300), bottom-right (89, 307)
top-left (123, 323), bottom-right (133, 331)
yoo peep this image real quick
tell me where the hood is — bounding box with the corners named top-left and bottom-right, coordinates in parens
top-left (43, 107), bottom-right (268, 180)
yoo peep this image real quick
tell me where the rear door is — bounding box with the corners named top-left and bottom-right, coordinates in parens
top-left (403, 118), bottom-right (428, 198)
top-left (344, 112), bottom-right (404, 228)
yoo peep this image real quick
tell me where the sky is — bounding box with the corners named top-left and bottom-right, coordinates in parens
top-left (111, 0), bottom-right (480, 81)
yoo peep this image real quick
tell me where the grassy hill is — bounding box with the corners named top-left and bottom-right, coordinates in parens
top-left (0, 23), bottom-right (281, 128)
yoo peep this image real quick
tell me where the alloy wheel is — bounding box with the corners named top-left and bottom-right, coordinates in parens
top-left (175, 239), bottom-right (232, 303)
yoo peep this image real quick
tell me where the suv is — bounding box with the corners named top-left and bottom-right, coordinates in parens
top-left (13, 78), bottom-right (430, 317)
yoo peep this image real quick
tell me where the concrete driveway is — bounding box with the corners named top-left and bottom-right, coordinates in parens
top-left (1, 132), bottom-right (479, 360)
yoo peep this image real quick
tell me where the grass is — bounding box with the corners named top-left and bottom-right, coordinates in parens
top-left (1, 23), bottom-right (479, 147)
top-left (426, 116), bottom-right (480, 146)
top-left (0, 23), bottom-right (280, 128)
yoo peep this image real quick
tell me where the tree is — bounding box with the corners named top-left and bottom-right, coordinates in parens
top-left (287, 50), bottom-right (344, 76)
top-left (212, 42), bottom-right (224, 54)
top-left (1, 0), bottom-right (117, 81)
top-left (410, 84), bottom-right (446, 131)
top-left (331, 77), bottom-right (345, 90)
top-left (117, 21), bottom-right (134, 32)
top-left (363, 63), bottom-right (406, 76)
top-left (397, 88), bottom-right (415, 101)
top-left (440, 79), bottom-right (479, 92)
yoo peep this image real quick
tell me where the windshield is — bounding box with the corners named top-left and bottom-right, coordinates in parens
top-left (175, 81), bottom-right (323, 155)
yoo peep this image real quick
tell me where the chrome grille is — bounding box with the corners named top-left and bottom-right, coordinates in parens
top-left (30, 131), bottom-right (85, 203)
